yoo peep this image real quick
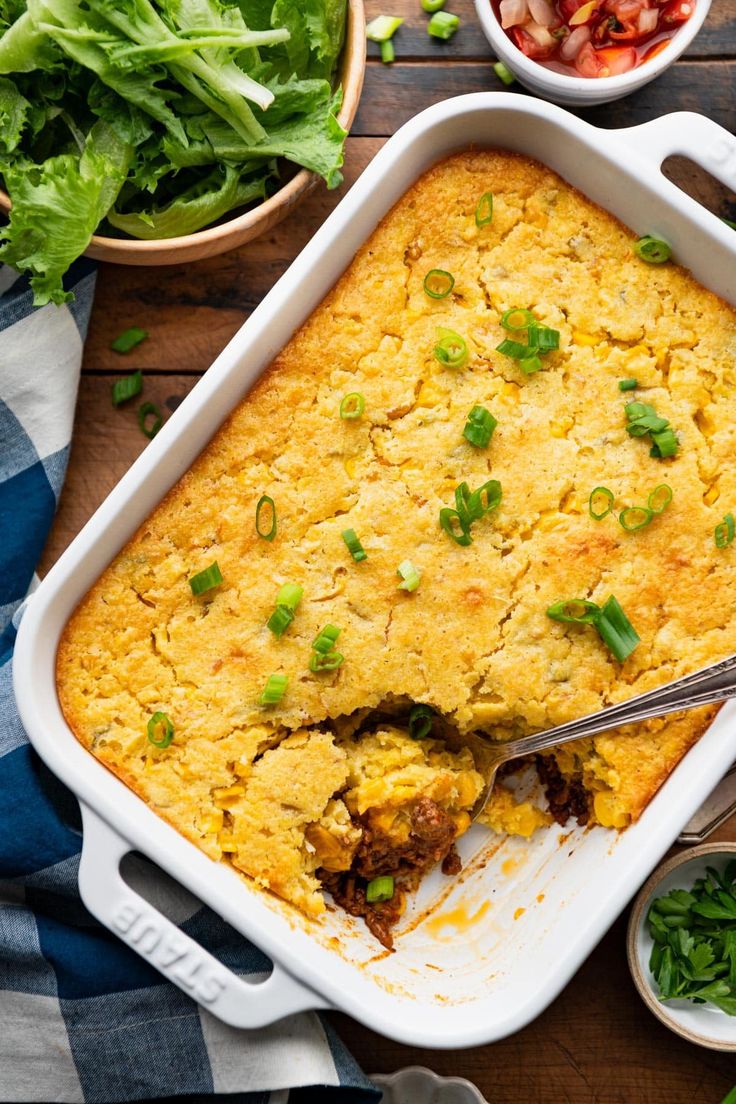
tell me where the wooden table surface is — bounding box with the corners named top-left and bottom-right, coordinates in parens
top-left (40, 2), bottom-right (736, 1099)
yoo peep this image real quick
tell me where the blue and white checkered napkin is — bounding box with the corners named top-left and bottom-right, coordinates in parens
top-left (0, 262), bottom-right (379, 1104)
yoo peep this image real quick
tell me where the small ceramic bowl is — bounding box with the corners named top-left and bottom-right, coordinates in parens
top-left (372, 1066), bottom-right (488, 1103)
top-left (0, 0), bottom-right (365, 266)
top-left (627, 842), bottom-right (736, 1052)
top-left (473, 0), bottom-right (712, 106)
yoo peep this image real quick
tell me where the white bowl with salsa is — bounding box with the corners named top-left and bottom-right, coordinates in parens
top-left (474, 0), bottom-right (711, 104)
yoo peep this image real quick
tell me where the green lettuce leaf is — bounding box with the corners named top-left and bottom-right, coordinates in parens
top-left (0, 119), bottom-right (133, 304)
top-left (0, 75), bottom-right (29, 153)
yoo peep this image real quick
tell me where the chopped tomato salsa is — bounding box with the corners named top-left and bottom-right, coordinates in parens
top-left (492, 0), bottom-right (694, 77)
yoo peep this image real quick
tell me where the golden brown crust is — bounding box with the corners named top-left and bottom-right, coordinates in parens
top-left (58, 149), bottom-right (736, 906)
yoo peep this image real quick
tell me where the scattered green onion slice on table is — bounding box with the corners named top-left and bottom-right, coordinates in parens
top-left (366, 875), bottom-right (395, 903)
top-left (619, 378), bottom-right (638, 392)
top-left (635, 235), bottom-right (672, 264)
top-left (501, 307), bottom-right (536, 331)
top-left (380, 39), bottom-right (395, 63)
top-left (423, 268), bottom-right (455, 299)
top-left (111, 326), bottom-right (148, 354)
top-left (619, 506), bottom-right (654, 532)
top-left (260, 673), bottom-right (287, 705)
top-left (111, 370), bottom-right (142, 407)
top-left (546, 599), bottom-right (601, 625)
top-left (427, 10), bottom-right (459, 37)
top-left (715, 512), bottom-right (736, 548)
top-left (439, 507), bottom-right (472, 546)
top-left (397, 559), bottom-right (421, 592)
top-left (137, 401), bottom-right (163, 439)
top-left (463, 405), bottom-right (497, 448)
top-left (589, 486), bottom-right (614, 521)
top-left (147, 711), bottom-right (174, 749)
top-left (189, 561), bottom-right (223, 596)
top-left (493, 60), bottom-right (516, 85)
top-left (255, 494), bottom-right (277, 541)
top-left (366, 15), bottom-right (403, 40)
top-left (596, 595), bottom-right (640, 662)
top-left (421, 0), bottom-right (446, 9)
top-left (434, 327), bottom-right (468, 368)
top-left (342, 528), bottom-right (367, 562)
top-left (312, 624), bottom-right (342, 654)
top-left (409, 703), bottom-right (434, 740)
top-left (648, 484), bottom-right (673, 514)
top-left (340, 392), bottom-right (365, 420)
top-left (475, 192), bottom-right (493, 227)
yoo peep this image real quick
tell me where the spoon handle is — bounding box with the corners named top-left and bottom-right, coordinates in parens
top-left (495, 653), bottom-right (736, 764)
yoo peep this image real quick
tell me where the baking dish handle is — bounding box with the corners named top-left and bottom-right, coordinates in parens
top-left (78, 804), bottom-right (329, 1026)
top-left (616, 112), bottom-right (736, 193)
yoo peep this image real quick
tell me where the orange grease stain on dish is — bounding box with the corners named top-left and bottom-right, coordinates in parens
top-left (536, 893), bottom-right (545, 903)
top-left (424, 900), bottom-right (491, 939)
top-left (513, 907), bottom-right (526, 920)
top-left (501, 857), bottom-right (519, 876)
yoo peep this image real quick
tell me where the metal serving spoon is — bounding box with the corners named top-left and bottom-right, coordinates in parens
top-left (457, 653), bottom-right (736, 821)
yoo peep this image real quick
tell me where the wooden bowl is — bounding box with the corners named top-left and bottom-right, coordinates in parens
top-left (627, 842), bottom-right (736, 1052)
top-left (0, 1), bottom-right (365, 266)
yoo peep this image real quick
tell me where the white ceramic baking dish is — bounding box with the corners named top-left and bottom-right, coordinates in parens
top-left (13, 93), bottom-right (736, 1049)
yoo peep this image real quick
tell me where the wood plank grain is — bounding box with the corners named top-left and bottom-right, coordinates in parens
top-left (365, 0), bottom-right (736, 60)
top-left (352, 59), bottom-right (736, 135)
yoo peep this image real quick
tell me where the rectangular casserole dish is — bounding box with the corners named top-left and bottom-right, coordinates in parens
top-left (13, 93), bottom-right (736, 1049)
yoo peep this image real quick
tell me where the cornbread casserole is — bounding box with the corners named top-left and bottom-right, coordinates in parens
top-left (58, 150), bottom-right (736, 947)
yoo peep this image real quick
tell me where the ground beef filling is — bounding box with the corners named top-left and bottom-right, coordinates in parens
top-left (537, 754), bottom-right (591, 826)
top-left (319, 796), bottom-right (461, 949)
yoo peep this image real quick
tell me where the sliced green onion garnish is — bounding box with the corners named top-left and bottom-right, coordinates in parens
top-left (463, 405), bottom-right (497, 449)
top-left (277, 583), bottom-right (303, 610)
top-left (397, 559), bottom-right (421, 592)
top-left (111, 326), bottom-right (148, 354)
top-left (589, 486), bottom-right (614, 521)
top-left (493, 60), bottom-right (516, 85)
top-left (547, 596), bottom-right (640, 661)
top-left (595, 595), bottom-right (640, 662)
top-left (520, 354), bottom-right (543, 376)
top-left (496, 338), bottom-right (536, 359)
top-left (546, 599), bottom-right (601, 625)
top-left (342, 528), bottom-right (367, 562)
top-left (619, 378), bottom-right (638, 392)
top-left (650, 428), bottom-right (679, 459)
top-left (138, 401), bottom-right (163, 439)
top-left (267, 605), bottom-right (294, 638)
top-left (260, 673), bottom-right (287, 705)
top-left (619, 506), bottom-right (654, 532)
top-left (189, 561), bottom-right (223, 596)
top-left (501, 308), bottom-right (536, 332)
top-left (380, 39), bottom-right (395, 62)
top-left (408, 703), bottom-right (434, 740)
top-left (111, 370), bottom-right (142, 407)
top-left (256, 494), bottom-right (277, 541)
top-left (530, 324), bottom-right (560, 351)
top-left (635, 236), bottom-right (672, 264)
top-left (309, 650), bottom-right (344, 672)
top-left (434, 327), bottom-right (468, 368)
top-left (340, 392), bottom-right (365, 420)
top-left (439, 507), bottom-right (472, 546)
top-left (648, 484), bottom-right (673, 514)
top-left (423, 268), bottom-right (455, 299)
top-left (366, 875), bottom-right (394, 903)
top-left (475, 192), bottom-right (493, 227)
top-left (467, 479), bottom-right (502, 520)
top-left (366, 14), bottom-right (403, 40)
top-left (427, 10), bottom-right (459, 37)
top-left (147, 711), bottom-right (174, 749)
top-left (312, 624), bottom-right (342, 654)
top-left (421, 0), bottom-right (446, 9)
top-left (715, 513), bottom-right (735, 549)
